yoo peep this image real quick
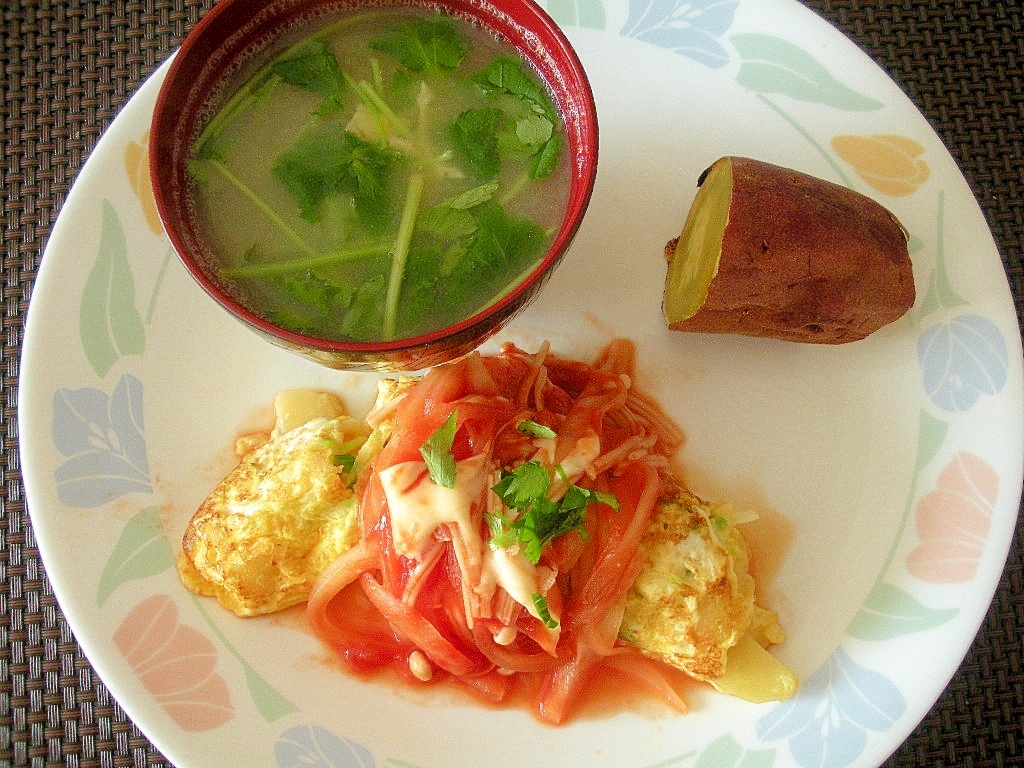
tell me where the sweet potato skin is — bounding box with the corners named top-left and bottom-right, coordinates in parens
top-left (666, 157), bottom-right (915, 344)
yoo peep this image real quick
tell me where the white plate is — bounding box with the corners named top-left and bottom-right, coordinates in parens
top-left (20, 1), bottom-right (1023, 766)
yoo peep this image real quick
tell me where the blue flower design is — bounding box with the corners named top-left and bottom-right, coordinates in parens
top-left (917, 314), bottom-right (1008, 412)
top-left (52, 373), bottom-right (152, 507)
top-left (275, 725), bottom-right (374, 768)
top-left (756, 647), bottom-right (906, 768)
top-left (621, 0), bottom-right (739, 68)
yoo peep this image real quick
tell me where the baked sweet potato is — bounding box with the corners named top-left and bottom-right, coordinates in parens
top-left (662, 157), bottom-right (915, 343)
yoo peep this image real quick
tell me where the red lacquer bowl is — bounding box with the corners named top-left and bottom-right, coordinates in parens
top-left (150, 0), bottom-right (598, 371)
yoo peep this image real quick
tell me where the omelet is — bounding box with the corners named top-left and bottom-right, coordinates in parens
top-left (620, 480), bottom-right (798, 702)
top-left (177, 391), bottom-right (372, 617)
top-left (180, 382), bottom-right (797, 703)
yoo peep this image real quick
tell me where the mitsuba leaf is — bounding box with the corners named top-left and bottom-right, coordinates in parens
top-left (273, 125), bottom-right (350, 219)
top-left (272, 38), bottom-right (346, 98)
top-left (273, 125), bottom-right (398, 231)
top-left (529, 133), bottom-right (562, 179)
top-left (449, 107), bottom-right (505, 179)
top-left (469, 57), bottom-right (561, 178)
top-left (348, 145), bottom-right (397, 233)
top-left (495, 112), bottom-right (553, 166)
top-left (517, 419), bottom-right (557, 439)
top-left (448, 181), bottom-right (500, 210)
top-left (418, 181), bottom-right (499, 252)
top-left (489, 460), bottom-right (615, 564)
top-left (462, 202), bottom-right (545, 274)
top-left (419, 205), bottom-right (478, 242)
top-left (265, 270), bottom-right (351, 336)
top-left (389, 68), bottom-right (418, 109)
top-left (427, 201), bottom-right (544, 317)
top-left (419, 182), bottom-right (498, 240)
top-left (370, 14), bottom-right (469, 73)
top-left (420, 411), bottom-right (459, 488)
top-left (515, 113), bottom-right (554, 149)
top-left (402, 195), bottom-right (547, 337)
top-left (394, 248), bottom-right (446, 332)
top-left (493, 460), bottom-right (550, 510)
top-left (340, 271), bottom-right (388, 339)
top-left (474, 54), bottom-right (555, 119)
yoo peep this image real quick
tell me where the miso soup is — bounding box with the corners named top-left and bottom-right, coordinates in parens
top-left (188, 7), bottom-right (571, 343)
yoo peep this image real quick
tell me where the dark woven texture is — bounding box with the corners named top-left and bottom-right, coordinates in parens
top-left (2, 1), bottom-right (1021, 766)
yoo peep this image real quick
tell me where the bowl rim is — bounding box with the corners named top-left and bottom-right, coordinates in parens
top-left (149, 0), bottom-right (599, 357)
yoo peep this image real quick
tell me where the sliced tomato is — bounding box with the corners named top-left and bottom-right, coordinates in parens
top-left (309, 342), bottom-right (684, 724)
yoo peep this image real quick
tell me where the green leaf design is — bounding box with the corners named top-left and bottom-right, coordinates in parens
top-left (847, 582), bottom-right (958, 640)
top-left (862, 410), bottom-right (950, 625)
top-left (636, 751), bottom-right (698, 768)
top-left (917, 190), bottom-right (970, 320)
top-left (97, 506), bottom-right (174, 606)
top-left (913, 409), bottom-right (949, 475)
top-left (145, 246), bottom-right (175, 324)
top-left (80, 199), bottom-right (146, 378)
top-left (696, 734), bottom-right (776, 768)
top-left (732, 33), bottom-right (884, 111)
top-left (190, 594), bottom-right (300, 722)
top-left (241, 660), bottom-right (301, 721)
top-left (545, 0), bottom-right (606, 30)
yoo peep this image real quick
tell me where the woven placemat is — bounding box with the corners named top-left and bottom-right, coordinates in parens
top-left (2, 1), bottom-right (1021, 766)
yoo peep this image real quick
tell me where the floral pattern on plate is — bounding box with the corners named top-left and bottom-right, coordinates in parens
top-left (21, 1), bottom-right (1021, 767)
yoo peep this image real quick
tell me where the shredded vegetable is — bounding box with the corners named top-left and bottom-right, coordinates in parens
top-left (306, 339), bottom-right (687, 723)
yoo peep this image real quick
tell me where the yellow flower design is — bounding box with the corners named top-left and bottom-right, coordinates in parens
top-left (125, 130), bottom-right (164, 234)
top-left (831, 134), bottom-right (930, 196)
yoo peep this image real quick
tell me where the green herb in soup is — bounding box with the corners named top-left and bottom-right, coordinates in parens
top-left (189, 10), bottom-right (570, 343)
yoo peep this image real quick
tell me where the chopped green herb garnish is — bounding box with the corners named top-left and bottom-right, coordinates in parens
top-left (419, 410), bottom-right (459, 488)
top-left (333, 453), bottom-right (356, 471)
top-left (517, 419), bottom-right (557, 440)
top-left (488, 460), bottom-right (618, 564)
top-left (532, 592), bottom-right (558, 629)
top-left (492, 460), bottom-right (550, 510)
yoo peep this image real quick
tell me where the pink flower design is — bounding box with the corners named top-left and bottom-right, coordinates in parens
top-left (114, 594), bottom-right (235, 731)
top-left (907, 452), bottom-right (998, 583)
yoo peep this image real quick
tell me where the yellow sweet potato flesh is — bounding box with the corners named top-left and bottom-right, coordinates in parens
top-left (663, 157), bottom-right (915, 344)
